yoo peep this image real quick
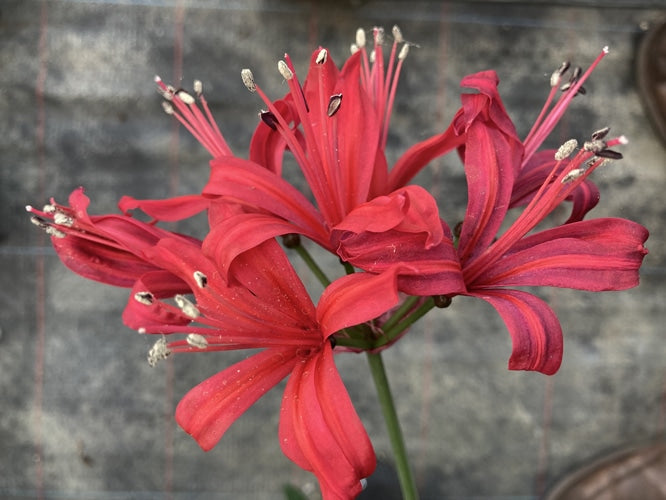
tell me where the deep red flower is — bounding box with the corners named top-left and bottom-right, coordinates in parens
top-left (446, 56), bottom-right (649, 375)
top-left (122, 232), bottom-right (412, 498)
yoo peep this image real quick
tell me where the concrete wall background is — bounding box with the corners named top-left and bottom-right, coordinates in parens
top-left (1, 1), bottom-right (664, 498)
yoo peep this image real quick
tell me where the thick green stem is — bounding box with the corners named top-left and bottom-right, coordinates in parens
top-left (293, 243), bottom-right (330, 287)
top-left (366, 351), bottom-right (419, 500)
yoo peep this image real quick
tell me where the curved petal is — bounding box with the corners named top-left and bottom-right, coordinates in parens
top-left (203, 156), bottom-right (328, 243)
top-left (176, 348), bottom-right (298, 451)
top-left (388, 120), bottom-right (465, 192)
top-left (455, 71), bottom-right (524, 264)
top-left (469, 289), bottom-right (563, 375)
top-left (279, 343), bottom-right (375, 499)
top-left (249, 98), bottom-right (299, 176)
top-left (118, 194), bottom-right (211, 222)
top-left (203, 213), bottom-right (329, 278)
top-left (334, 186), bottom-right (444, 248)
top-left (476, 218), bottom-right (649, 291)
top-left (316, 268), bottom-right (405, 336)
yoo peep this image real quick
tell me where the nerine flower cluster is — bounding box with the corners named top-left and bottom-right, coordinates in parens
top-left (28, 27), bottom-right (648, 499)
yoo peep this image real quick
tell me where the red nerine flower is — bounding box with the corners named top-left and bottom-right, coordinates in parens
top-left (445, 56), bottom-right (649, 375)
top-left (26, 187), bottom-right (197, 289)
top-left (123, 230), bottom-right (410, 499)
top-left (122, 27), bottom-right (466, 298)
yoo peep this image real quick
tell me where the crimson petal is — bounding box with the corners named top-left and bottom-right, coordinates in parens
top-left (279, 343), bottom-right (375, 499)
top-left (470, 289), bottom-right (563, 375)
top-left (176, 348), bottom-right (298, 451)
top-left (478, 218), bottom-right (649, 290)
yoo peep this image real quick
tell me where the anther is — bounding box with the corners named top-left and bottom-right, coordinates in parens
top-left (355, 28), bottom-right (366, 48)
top-left (327, 93), bottom-right (343, 117)
top-left (550, 61), bottom-right (570, 87)
top-left (147, 336), bottom-right (171, 367)
top-left (53, 212), bottom-right (73, 227)
top-left (134, 292), bottom-right (154, 306)
top-left (186, 333), bottom-right (208, 349)
top-left (42, 204), bottom-right (56, 214)
top-left (30, 216), bottom-right (49, 229)
top-left (315, 49), bottom-right (328, 65)
top-left (392, 25), bottom-right (404, 43)
top-left (374, 27), bottom-right (385, 45)
top-left (175, 294), bottom-right (200, 319)
top-left (572, 66), bottom-right (582, 80)
top-left (260, 110), bottom-right (278, 130)
top-left (561, 168), bottom-right (587, 183)
top-left (193, 271), bottom-right (208, 288)
top-left (350, 43), bottom-right (359, 55)
top-left (161, 101), bottom-right (175, 115)
top-left (241, 69), bottom-right (256, 92)
top-left (46, 226), bottom-right (66, 238)
top-left (583, 139), bottom-right (607, 153)
top-left (398, 44), bottom-right (409, 60)
top-left (176, 90), bottom-right (195, 105)
top-left (595, 149), bottom-right (623, 160)
top-left (591, 127), bottom-right (611, 141)
top-left (193, 79), bottom-right (203, 96)
top-left (278, 60), bottom-right (293, 80)
top-left (554, 139), bottom-right (578, 160)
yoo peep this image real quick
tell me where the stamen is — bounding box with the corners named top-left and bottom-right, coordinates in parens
top-left (583, 139), bottom-right (607, 153)
top-left (193, 79), bottom-right (203, 97)
top-left (193, 271), bottom-right (208, 288)
top-left (161, 101), bottom-right (175, 115)
top-left (356, 28), bottom-right (366, 48)
top-left (241, 69), bottom-right (256, 92)
top-left (315, 49), bottom-right (327, 65)
top-left (260, 111), bottom-right (278, 130)
top-left (53, 212), bottom-right (73, 227)
top-left (175, 294), bottom-right (200, 319)
top-left (591, 127), bottom-right (611, 141)
top-left (561, 168), bottom-right (587, 183)
top-left (278, 60), bottom-right (294, 80)
top-left (176, 90), bottom-right (195, 105)
top-left (550, 61), bottom-right (571, 87)
top-left (186, 333), bottom-right (208, 349)
top-left (46, 226), bottom-right (66, 238)
top-left (374, 27), bottom-right (385, 45)
top-left (398, 44), bottom-right (409, 61)
top-left (147, 336), bottom-right (171, 367)
top-left (392, 25), bottom-right (404, 43)
top-left (134, 292), bottom-right (154, 306)
top-left (327, 93), bottom-right (343, 117)
top-left (555, 139), bottom-right (578, 160)
top-left (595, 149), bottom-right (623, 160)
top-left (30, 215), bottom-right (49, 229)
top-left (350, 43), bottom-right (359, 55)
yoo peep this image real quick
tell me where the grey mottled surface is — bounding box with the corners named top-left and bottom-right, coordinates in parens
top-left (1, 1), bottom-right (664, 499)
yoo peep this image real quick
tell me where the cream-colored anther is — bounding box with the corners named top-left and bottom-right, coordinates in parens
top-left (241, 69), bottom-right (256, 92)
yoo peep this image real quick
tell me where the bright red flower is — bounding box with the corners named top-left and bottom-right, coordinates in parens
top-left (446, 54), bottom-right (649, 375)
top-left (122, 233), bottom-right (411, 498)
top-left (124, 27), bottom-right (466, 298)
top-left (26, 187), bottom-right (197, 288)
